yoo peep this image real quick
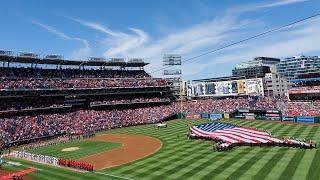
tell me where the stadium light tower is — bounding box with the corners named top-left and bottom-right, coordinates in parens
top-left (163, 54), bottom-right (184, 117)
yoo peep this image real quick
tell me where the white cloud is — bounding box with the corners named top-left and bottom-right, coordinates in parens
top-left (68, 17), bottom-right (149, 57)
top-left (31, 20), bottom-right (70, 40)
top-left (32, 20), bottom-right (91, 59)
top-left (66, 17), bottom-right (123, 37)
top-left (261, 0), bottom-right (308, 8)
top-left (227, 0), bottom-right (309, 14)
top-left (103, 27), bottom-right (149, 57)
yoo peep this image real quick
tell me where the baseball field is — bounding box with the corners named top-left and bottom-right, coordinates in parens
top-left (2, 118), bottom-right (320, 180)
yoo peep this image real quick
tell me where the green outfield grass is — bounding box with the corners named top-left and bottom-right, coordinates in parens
top-left (3, 118), bottom-right (320, 180)
top-left (27, 141), bottom-right (121, 159)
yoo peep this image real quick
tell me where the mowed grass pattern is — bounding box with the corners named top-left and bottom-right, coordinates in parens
top-left (3, 118), bottom-right (320, 180)
top-left (27, 141), bottom-right (121, 159)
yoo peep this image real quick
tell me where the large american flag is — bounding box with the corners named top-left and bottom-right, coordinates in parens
top-left (190, 122), bottom-right (283, 144)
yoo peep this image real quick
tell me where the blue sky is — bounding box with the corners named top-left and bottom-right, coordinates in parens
top-left (0, 0), bottom-right (319, 79)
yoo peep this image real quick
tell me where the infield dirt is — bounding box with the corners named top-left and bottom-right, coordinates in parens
top-left (79, 134), bottom-right (162, 170)
top-left (0, 169), bottom-right (34, 180)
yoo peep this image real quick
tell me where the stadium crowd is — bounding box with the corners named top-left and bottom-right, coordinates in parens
top-left (0, 102), bottom-right (67, 112)
top-left (0, 78), bottom-right (168, 90)
top-left (254, 97), bottom-right (278, 109)
top-left (284, 101), bottom-right (320, 116)
top-left (181, 97), bottom-right (279, 115)
top-left (90, 97), bottom-right (170, 106)
top-left (0, 105), bottom-right (177, 149)
top-left (0, 67), bottom-right (150, 78)
top-left (183, 98), bottom-right (251, 114)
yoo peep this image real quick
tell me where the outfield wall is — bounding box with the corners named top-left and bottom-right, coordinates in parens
top-left (183, 111), bottom-right (320, 124)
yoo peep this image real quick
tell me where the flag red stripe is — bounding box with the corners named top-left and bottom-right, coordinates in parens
top-left (214, 130), bottom-right (269, 143)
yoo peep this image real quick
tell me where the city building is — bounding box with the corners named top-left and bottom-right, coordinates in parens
top-left (234, 57), bottom-right (280, 74)
top-left (232, 66), bottom-right (271, 78)
top-left (277, 55), bottom-right (320, 80)
top-left (264, 73), bottom-right (288, 97)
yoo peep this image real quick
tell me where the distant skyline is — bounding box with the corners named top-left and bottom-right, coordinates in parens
top-left (0, 0), bottom-right (319, 79)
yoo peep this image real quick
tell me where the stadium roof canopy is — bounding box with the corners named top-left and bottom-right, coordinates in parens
top-left (0, 51), bottom-right (149, 67)
top-left (193, 76), bottom-right (247, 82)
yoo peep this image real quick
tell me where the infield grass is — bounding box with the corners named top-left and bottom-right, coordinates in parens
top-left (3, 118), bottom-right (320, 180)
top-left (27, 141), bottom-right (121, 159)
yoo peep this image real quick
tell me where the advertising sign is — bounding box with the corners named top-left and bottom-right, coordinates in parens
top-left (215, 81), bottom-right (230, 95)
top-left (186, 115), bottom-right (194, 119)
top-left (193, 84), bottom-right (202, 96)
top-left (209, 113), bottom-right (223, 120)
top-left (282, 116), bottom-right (294, 121)
top-left (224, 114), bottom-right (230, 119)
top-left (237, 80), bottom-right (245, 94)
top-left (238, 108), bottom-right (250, 113)
top-left (246, 78), bottom-right (264, 96)
top-left (163, 55), bottom-right (181, 65)
top-left (244, 113), bottom-right (255, 120)
top-left (193, 115), bottom-right (201, 119)
top-left (296, 116), bottom-right (315, 123)
top-left (196, 84), bottom-right (205, 95)
top-left (231, 81), bottom-right (238, 93)
top-left (205, 83), bottom-right (215, 94)
top-left (201, 113), bottom-right (209, 119)
top-left (163, 69), bottom-right (182, 75)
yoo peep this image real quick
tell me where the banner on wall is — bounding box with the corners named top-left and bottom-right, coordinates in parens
top-left (163, 69), bottom-right (182, 75)
top-left (215, 81), bottom-right (230, 95)
top-left (246, 78), bottom-right (264, 96)
top-left (209, 113), bottom-right (223, 120)
top-left (282, 116), bottom-right (294, 121)
top-left (244, 113), bottom-right (255, 120)
top-left (231, 81), bottom-right (238, 93)
top-left (205, 83), bottom-right (215, 94)
top-left (193, 115), bottom-right (201, 119)
top-left (237, 80), bottom-right (245, 94)
top-left (186, 115), bottom-right (194, 119)
top-left (200, 84), bottom-right (205, 95)
top-left (201, 113), bottom-right (209, 119)
top-left (195, 84), bottom-right (205, 95)
top-left (187, 85), bottom-right (193, 97)
top-left (296, 116), bottom-right (315, 123)
top-left (224, 114), bottom-right (230, 119)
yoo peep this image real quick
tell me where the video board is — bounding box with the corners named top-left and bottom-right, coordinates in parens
top-left (186, 78), bottom-right (264, 97)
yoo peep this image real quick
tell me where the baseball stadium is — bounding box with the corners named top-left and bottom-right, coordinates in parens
top-left (1, 1), bottom-right (320, 180)
top-left (1, 50), bottom-right (320, 180)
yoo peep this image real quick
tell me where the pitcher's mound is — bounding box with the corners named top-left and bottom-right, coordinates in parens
top-left (61, 147), bottom-right (80, 152)
top-left (80, 134), bottom-right (162, 170)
